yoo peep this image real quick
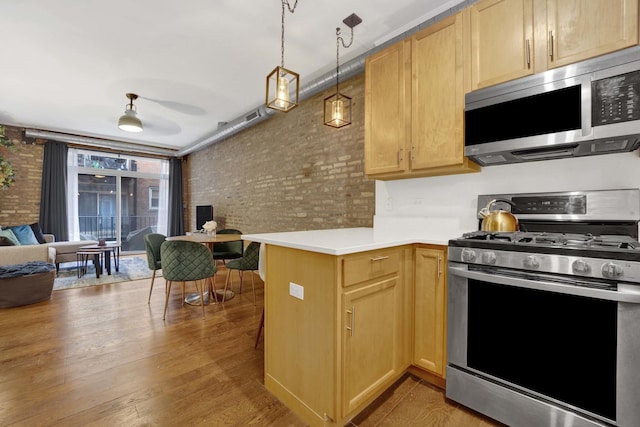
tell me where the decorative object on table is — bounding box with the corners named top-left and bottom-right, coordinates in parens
top-left (98, 238), bottom-right (106, 246)
top-left (202, 220), bottom-right (217, 236)
top-left (266, 0), bottom-right (301, 112)
top-left (160, 240), bottom-right (218, 320)
top-left (0, 125), bottom-right (16, 190)
top-left (223, 241), bottom-right (261, 305)
top-left (324, 13), bottom-right (362, 129)
top-left (144, 233), bottom-right (166, 304)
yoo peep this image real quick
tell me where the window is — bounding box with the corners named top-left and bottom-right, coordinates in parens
top-left (149, 187), bottom-right (159, 210)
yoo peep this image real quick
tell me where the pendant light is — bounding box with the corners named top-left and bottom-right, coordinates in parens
top-left (266, 0), bottom-right (300, 112)
top-left (324, 13), bottom-right (362, 128)
top-left (118, 93), bottom-right (143, 132)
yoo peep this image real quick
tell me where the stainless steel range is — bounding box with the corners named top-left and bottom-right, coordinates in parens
top-left (446, 189), bottom-right (640, 427)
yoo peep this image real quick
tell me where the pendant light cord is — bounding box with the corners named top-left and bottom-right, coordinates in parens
top-left (335, 26), bottom-right (355, 96)
top-left (281, 0), bottom-right (299, 68)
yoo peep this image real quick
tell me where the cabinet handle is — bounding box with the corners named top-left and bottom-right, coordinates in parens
top-left (346, 306), bottom-right (355, 336)
top-left (548, 31), bottom-right (554, 60)
top-left (410, 145), bottom-right (415, 161)
top-left (437, 256), bottom-right (442, 278)
top-left (398, 147), bottom-right (403, 163)
top-left (525, 39), bottom-right (531, 68)
top-left (370, 256), bottom-right (389, 262)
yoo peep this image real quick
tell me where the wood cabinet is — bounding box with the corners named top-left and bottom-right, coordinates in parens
top-left (469, 0), bottom-right (639, 90)
top-left (411, 246), bottom-right (447, 385)
top-left (264, 245), bottom-right (409, 427)
top-left (364, 12), bottom-right (480, 180)
top-left (469, 0), bottom-right (535, 89)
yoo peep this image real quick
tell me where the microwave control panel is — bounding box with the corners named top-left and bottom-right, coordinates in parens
top-left (593, 69), bottom-right (640, 126)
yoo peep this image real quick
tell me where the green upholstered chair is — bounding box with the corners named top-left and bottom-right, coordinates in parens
top-left (144, 233), bottom-right (166, 304)
top-left (212, 229), bottom-right (243, 265)
top-left (160, 240), bottom-right (218, 320)
top-left (223, 241), bottom-right (260, 305)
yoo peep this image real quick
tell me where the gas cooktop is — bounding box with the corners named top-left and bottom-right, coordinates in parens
top-left (458, 231), bottom-right (640, 250)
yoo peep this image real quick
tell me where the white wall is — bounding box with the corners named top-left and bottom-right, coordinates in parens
top-left (373, 151), bottom-right (640, 241)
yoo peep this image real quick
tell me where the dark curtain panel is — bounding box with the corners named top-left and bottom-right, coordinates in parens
top-left (39, 141), bottom-right (69, 241)
top-left (167, 157), bottom-right (185, 237)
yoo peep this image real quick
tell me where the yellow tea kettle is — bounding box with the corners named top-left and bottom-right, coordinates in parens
top-left (478, 199), bottom-right (519, 232)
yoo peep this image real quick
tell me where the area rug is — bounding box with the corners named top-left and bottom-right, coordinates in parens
top-left (53, 255), bottom-right (159, 290)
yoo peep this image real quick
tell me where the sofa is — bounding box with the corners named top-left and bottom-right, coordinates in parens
top-left (0, 224), bottom-right (97, 269)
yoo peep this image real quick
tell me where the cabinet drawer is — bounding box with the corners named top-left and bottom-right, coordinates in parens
top-left (342, 248), bottom-right (400, 287)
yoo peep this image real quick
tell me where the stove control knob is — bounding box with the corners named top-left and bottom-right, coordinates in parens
top-left (482, 252), bottom-right (497, 265)
top-left (523, 255), bottom-right (540, 269)
top-left (572, 259), bottom-right (591, 274)
top-left (601, 262), bottom-right (623, 279)
top-left (461, 248), bottom-right (477, 263)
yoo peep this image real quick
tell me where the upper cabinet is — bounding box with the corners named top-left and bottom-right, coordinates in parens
top-left (469, 0), bottom-right (535, 89)
top-left (469, 0), bottom-right (639, 90)
top-left (364, 12), bottom-right (481, 180)
top-left (544, 0), bottom-right (638, 69)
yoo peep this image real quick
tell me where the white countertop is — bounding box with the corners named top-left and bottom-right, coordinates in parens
top-left (241, 227), bottom-right (453, 255)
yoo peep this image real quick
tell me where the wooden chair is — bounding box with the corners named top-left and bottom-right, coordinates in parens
top-left (160, 240), bottom-right (218, 320)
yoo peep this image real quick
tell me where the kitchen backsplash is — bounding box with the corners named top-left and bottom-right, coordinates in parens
top-left (374, 150), bottom-right (640, 239)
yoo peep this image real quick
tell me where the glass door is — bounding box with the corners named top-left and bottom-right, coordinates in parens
top-left (69, 150), bottom-right (168, 253)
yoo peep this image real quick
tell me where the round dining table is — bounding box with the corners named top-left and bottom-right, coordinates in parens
top-left (166, 232), bottom-right (243, 305)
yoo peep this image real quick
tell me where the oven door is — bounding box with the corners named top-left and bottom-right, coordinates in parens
top-left (446, 263), bottom-right (640, 427)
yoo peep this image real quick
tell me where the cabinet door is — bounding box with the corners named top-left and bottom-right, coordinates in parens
top-left (342, 276), bottom-right (403, 415)
top-left (470, 0), bottom-right (534, 89)
top-left (364, 40), bottom-right (410, 175)
top-left (410, 13), bottom-right (466, 170)
top-left (546, 0), bottom-right (638, 69)
top-left (413, 248), bottom-right (446, 376)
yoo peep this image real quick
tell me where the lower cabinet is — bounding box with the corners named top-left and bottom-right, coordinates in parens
top-left (411, 245), bottom-right (448, 385)
top-left (263, 243), bottom-right (448, 426)
top-left (264, 245), bottom-right (408, 427)
top-left (342, 275), bottom-right (404, 415)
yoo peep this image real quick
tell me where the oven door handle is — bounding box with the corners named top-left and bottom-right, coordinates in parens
top-left (449, 264), bottom-right (640, 303)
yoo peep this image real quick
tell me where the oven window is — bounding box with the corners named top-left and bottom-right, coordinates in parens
top-left (467, 280), bottom-right (617, 421)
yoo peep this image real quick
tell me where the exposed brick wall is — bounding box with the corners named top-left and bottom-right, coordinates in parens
top-left (184, 73), bottom-right (375, 234)
top-left (0, 73), bottom-right (375, 235)
top-left (0, 127), bottom-right (43, 227)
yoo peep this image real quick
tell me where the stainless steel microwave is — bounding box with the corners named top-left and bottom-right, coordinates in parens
top-left (464, 46), bottom-right (640, 166)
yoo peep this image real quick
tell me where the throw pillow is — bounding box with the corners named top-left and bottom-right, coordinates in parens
top-left (29, 222), bottom-right (47, 244)
top-left (8, 224), bottom-right (39, 245)
top-left (0, 229), bottom-right (20, 246)
top-left (0, 236), bottom-right (16, 246)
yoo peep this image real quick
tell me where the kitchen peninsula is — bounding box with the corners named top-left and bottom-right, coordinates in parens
top-left (242, 227), bottom-right (451, 427)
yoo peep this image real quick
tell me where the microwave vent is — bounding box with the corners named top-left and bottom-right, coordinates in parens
top-left (591, 138), bottom-right (633, 153)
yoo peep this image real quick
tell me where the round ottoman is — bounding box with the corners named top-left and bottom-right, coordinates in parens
top-left (0, 261), bottom-right (56, 308)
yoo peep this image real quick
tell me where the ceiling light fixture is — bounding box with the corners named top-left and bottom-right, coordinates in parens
top-left (266, 0), bottom-right (301, 113)
top-left (118, 93), bottom-right (143, 132)
top-left (324, 13), bottom-right (362, 128)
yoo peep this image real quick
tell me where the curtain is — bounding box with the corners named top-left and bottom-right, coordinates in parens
top-left (167, 157), bottom-right (184, 237)
top-left (39, 141), bottom-right (69, 241)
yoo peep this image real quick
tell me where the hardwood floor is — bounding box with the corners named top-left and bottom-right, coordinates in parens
top-left (0, 263), bottom-right (502, 426)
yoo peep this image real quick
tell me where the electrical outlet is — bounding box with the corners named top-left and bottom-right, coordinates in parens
top-left (289, 282), bottom-right (304, 300)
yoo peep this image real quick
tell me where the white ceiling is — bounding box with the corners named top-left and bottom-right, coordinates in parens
top-left (0, 0), bottom-right (464, 154)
